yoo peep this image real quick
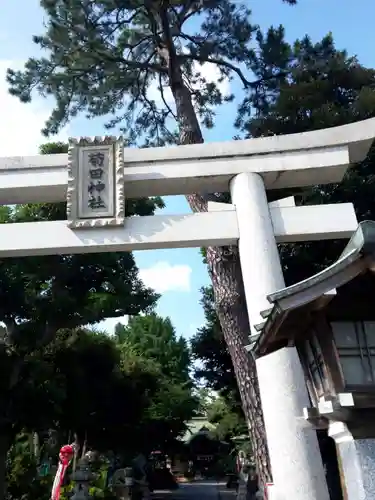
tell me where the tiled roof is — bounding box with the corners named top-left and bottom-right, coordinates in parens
top-left (180, 417), bottom-right (215, 443)
top-left (247, 221), bottom-right (375, 357)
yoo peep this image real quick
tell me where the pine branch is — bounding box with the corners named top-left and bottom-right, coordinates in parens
top-left (178, 1), bottom-right (199, 27)
top-left (78, 47), bottom-right (167, 74)
top-left (179, 53), bottom-right (287, 89)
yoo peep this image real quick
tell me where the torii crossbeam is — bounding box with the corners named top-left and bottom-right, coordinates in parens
top-left (1, 118), bottom-right (375, 500)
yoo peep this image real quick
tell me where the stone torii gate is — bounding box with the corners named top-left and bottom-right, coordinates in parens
top-left (1, 119), bottom-right (375, 500)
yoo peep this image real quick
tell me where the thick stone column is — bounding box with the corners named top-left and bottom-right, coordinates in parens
top-left (257, 348), bottom-right (329, 500)
top-left (329, 420), bottom-right (375, 500)
top-left (230, 172), bottom-right (329, 500)
top-left (229, 172), bottom-right (285, 333)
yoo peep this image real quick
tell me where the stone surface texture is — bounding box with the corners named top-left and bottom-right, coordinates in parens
top-left (67, 136), bottom-right (125, 228)
top-left (257, 348), bottom-right (330, 500)
top-left (230, 171), bottom-right (286, 334)
top-left (338, 438), bottom-right (375, 499)
top-left (2, 117), bottom-right (375, 203)
top-left (0, 202), bottom-right (357, 258)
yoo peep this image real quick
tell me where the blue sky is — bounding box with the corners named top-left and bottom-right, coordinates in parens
top-left (0, 0), bottom-right (373, 339)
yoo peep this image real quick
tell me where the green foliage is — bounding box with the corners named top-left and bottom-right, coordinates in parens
top-left (6, 434), bottom-right (51, 500)
top-left (115, 314), bottom-right (191, 383)
top-left (115, 314), bottom-right (198, 451)
top-left (206, 397), bottom-right (247, 442)
top-left (191, 287), bottom-right (240, 406)
top-left (193, 387), bottom-right (214, 416)
top-left (237, 31), bottom-right (375, 137)
top-left (42, 328), bottom-right (155, 452)
top-left (19, 314), bottom-right (198, 457)
top-left (5, 314), bottom-right (198, 497)
top-left (3, 325), bottom-right (168, 460)
top-left (7, 1), bottom-right (293, 146)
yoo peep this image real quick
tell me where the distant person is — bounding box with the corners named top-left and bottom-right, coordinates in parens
top-left (246, 467), bottom-right (259, 500)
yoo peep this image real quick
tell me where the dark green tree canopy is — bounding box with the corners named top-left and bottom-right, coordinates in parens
top-left (45, 327), bottom-right (166, 453)
top-left (115, 313), bottom-right (191, 383)
top-left (191, 287), bottom-right (238, 401)
top-left (206, 396), bottom-right (247, 442)
top-left (115, 313), bottom-right (198, 451)
top-left (8, 324), bottom-right (195, 457)
top-left (237, 31), bottom-right (375, 137)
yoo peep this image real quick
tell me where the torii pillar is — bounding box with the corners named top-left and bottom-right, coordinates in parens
top-left (230, 172), bottom-right (330, 500)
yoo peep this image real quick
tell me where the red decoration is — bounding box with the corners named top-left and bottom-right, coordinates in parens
top-left (51, 444), bottom-right (75, 500)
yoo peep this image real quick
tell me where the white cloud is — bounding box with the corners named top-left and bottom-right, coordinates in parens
top-left (91, 261), bottom-right (193, 333)
top-left (0, 60), bottom-right (69, 156)
top-left (139, 261), bottom-right (192, 293)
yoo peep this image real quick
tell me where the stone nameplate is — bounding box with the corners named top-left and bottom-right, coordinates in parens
top-left (67, 136), bottom-right (125, 228)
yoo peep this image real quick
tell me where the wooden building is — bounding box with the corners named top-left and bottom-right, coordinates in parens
top-left (249, 220), bottom-right (375, 500)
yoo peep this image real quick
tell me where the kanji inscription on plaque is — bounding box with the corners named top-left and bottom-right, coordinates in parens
top-left (66, 137), bottom-right (125, 228)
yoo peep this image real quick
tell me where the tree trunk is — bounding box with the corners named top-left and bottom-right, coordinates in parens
top-left (203, 244), bottom-right (272, 485)
top-left (168, 70), bottom-right (272, 485)
top-left (0, 433), bottom-right (10, 500)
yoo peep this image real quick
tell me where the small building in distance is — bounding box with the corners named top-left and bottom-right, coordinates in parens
top-left (172, 416), bottom-right (229, 478)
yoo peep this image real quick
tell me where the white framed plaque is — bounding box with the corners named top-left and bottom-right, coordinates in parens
top-left (67, 136), bottom-right (125, 228)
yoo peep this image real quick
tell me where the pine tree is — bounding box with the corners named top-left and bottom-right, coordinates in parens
top-left (193, 30), bottom-right (375, 488)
